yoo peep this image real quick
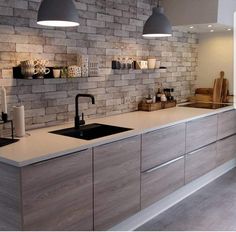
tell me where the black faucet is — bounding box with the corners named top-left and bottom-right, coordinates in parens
top-left (75, 94), bottom-right (95, 129)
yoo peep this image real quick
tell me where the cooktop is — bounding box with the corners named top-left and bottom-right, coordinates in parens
top-left (180, 102), bottom-right (232, 109)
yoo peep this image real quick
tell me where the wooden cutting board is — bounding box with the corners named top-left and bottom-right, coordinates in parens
top-left (213, 71), bottom-right (226, 103)
top-left (221, 78), bottom-right (229, 103)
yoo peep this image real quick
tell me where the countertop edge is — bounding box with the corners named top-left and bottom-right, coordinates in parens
top-left (1, 106), bottom-right (235, 167)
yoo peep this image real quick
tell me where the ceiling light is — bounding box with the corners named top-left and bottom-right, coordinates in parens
top-left (227, 28), bottom-right (232, 31)
top-left (143, 0), bottom-right (172, 38)
top-left (37, 0), bottom-right (79, 27)
top-left (189, 26), bottom-right (194, 29)
top-left (210, 29), bottom-right (214, 32)
top-left (208, 25), bottom-right (213, 28)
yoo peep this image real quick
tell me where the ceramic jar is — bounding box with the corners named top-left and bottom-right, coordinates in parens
top-left (20, 60), bottom-right (38, 79)
top-left (81, 56), bottom-right (89, 77)
top-left (68, 65), bottom-right (81, 78)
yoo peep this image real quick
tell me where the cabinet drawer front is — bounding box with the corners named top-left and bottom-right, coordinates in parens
top-left (142, 123), bottom-right (185, 171)
top-left (185, 143), bottom-right (217, 183)
top-left (21, 149), bottom-right (93, 231)
top-left (218, 110), bottom-right (236, 140)
top-left (141, 157), bottom-right (184, 209)
top-left (94, 136), bottom-right (141, 231)
top-left (186, 115), bottom-right (217, 153)
top-left (216, 135), bottom-right (236, 166)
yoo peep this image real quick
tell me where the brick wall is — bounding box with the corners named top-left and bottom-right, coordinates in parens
top-left (0, 0), bottom-right (198, 130)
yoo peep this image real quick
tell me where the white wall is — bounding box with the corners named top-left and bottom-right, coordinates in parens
top-left (197, 32), bottom-right (234, 94)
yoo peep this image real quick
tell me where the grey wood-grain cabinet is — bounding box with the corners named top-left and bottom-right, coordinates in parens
top-left (185, 143), bottom-right (217, 183)
top-left (21, 149), bottom-right (93, 231)
top-left (0, 163), bottom-right (21, 231)
top-left (186, 115), bottom-right (218, 153)
top-left (141, 124), bottom-right (186, 171)
top-left (216, 135), bottom-right (236, 166)
top-left (93, 136), bottom-right (141, 231)
top-left (141, 156), bottom-right (185, 209)
top-left (218, 110), bottom-right (236, 140)
top-left (0, 149), bottom-right (93, 231)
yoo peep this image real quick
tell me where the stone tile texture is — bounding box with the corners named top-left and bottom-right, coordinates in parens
top-left (0, 0), bottom-right (198, 130)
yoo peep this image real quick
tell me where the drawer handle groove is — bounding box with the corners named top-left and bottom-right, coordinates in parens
top-left (188, 142), bottom-right (216, 155)
top-left (144, 156), bottom-right (184, 174)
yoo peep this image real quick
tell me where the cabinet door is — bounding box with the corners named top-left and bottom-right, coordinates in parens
top-left (186, 115), bottom-right (217, 153)
top-left (21, 149), bottom-right (93, 231)
top-left (142, 123), bottom-right (185, 171)
top-left (141, 156), bottom-right (185, 209)
top-left (185, 143), bottom-right (217, 183)
top-left (0, 163), bottom-right (21, 230)
top-left (94, 136), bottom-right (141, 231)
top-left (218, 110), bottom-right (236, 140)
top-left (216, 135), bottom-right (236, 166)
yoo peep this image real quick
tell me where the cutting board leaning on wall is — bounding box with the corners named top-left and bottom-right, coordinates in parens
top-left (212, 71), bottom-right (229, 103)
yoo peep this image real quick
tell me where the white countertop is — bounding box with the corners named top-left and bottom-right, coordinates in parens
top-left (0, 105), bottom-right (234, 167)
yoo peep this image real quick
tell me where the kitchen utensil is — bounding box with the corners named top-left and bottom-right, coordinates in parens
top-left (213, 71), bottom-right (229, 103)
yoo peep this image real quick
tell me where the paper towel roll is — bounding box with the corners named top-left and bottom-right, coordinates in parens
top-left (13, 105), bottom-right (25, 137)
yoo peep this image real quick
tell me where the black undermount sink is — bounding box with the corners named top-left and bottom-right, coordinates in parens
top-left (50, 123), bottom-right (132, 141)
top-left (0, 138), bottom-right (19, 147)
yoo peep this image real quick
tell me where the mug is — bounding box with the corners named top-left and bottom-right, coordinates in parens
top-left (35, 65), bottom-right (50, 79)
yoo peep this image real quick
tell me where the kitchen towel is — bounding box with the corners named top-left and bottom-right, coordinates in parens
top-left (13, 105), bottom-right (25, 137)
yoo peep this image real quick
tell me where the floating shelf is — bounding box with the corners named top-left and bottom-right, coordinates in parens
top-left (12, 67), bottom-right (100, 80)
top-left (112, 68), bottom-right (167, 75)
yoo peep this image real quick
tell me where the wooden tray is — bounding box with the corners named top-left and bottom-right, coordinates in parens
top-left (138, 100), bottom-right (177, 112)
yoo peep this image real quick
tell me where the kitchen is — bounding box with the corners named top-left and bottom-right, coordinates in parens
top-left (0, 0), bottom-right (235, 231)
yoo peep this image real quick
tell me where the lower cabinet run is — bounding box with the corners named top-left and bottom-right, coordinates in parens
top-left (185, 143), bottom-right (217, 184)
top-left (1, 111), bottom-right (236, 231)
top-left (141, 156), bottom-right (185, 209)
top-left (93, 136), bottom-right (141, 231)
top-left (21, 149), bottom-right (93, 231)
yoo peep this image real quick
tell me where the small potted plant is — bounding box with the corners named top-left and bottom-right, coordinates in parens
top-left (60, 67), bottom-right (68, 78)
top-left (53, 66), bottom-right (61, 78)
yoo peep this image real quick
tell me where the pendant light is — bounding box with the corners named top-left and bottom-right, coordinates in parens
top-left (143, 0), bottom-right (172, 38)
top-left (37, 0), bottom-right (79, 27)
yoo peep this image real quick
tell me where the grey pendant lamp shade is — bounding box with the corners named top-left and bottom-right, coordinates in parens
top-left (143, 0), bottom-right (172, 38)
top-left (37, 0), bottom-right (79, 27)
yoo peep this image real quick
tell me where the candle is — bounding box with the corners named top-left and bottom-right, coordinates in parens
top-left (1, 87), bottom-right (7, 114)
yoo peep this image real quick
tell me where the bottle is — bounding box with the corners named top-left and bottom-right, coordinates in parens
top-left (156, 88), bottom-right (162, 102)
top-left (161, 93), bottom-right (167, 102)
